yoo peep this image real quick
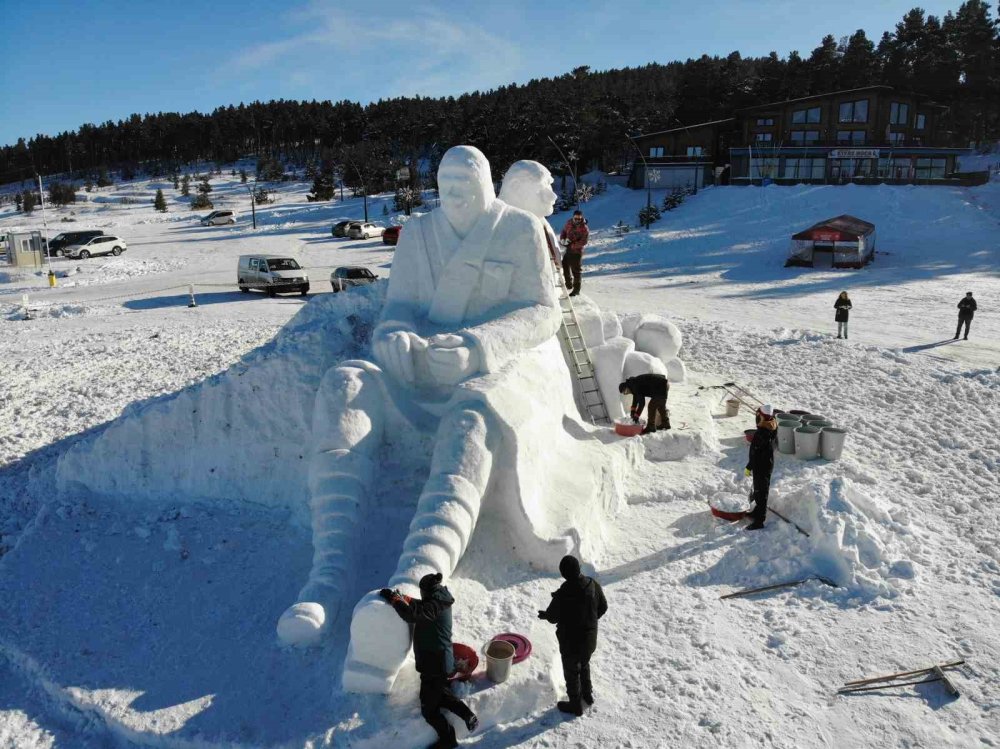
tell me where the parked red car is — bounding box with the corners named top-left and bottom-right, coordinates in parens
top-left (382, 225), bottom-right (402, 246)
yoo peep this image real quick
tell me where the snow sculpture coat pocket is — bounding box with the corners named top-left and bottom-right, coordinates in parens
top-left (481, 260), bottom-right (514, 305)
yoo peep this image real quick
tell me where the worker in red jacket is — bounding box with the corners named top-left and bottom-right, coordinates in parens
top-left (559, 210), bottom-right (590, 297)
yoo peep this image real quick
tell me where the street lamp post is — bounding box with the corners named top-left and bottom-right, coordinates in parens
top-left (626, 133), bottom-right (653, 229)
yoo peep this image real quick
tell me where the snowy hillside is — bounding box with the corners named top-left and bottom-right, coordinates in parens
top-left (1, 170), bottom-right (998, 748)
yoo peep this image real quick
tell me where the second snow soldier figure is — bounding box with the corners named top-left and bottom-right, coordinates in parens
top-left (538, 555), bottom-right (608, 717)
top-left (619, 373), bottom-right (670, 434)
top-left (559, 210), bottom-right (590, 296)
top-left (380, 573), bottom-right (478, 748)
top-left (834, 291), bottom-right (852, 339)
top-left (955, 292), bottom-right (977, 340)
top-left (745, 404), bottom-right (778, 531)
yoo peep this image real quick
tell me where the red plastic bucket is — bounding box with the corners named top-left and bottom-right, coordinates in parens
top-left (710, 506), bottom-right (748, 522)
top-left (744, 429), bottom-right (756, 443)
top-left (614, 420), bottom-right (644, 437)
top-left (449, 643), bottom-right (479, 681)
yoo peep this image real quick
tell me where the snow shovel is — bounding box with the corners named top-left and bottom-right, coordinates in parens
top-left (720, 575), bottom-right (838, 600)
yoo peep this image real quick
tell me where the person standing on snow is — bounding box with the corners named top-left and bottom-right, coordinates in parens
top-left (380, 573), bottom-right (478, 748)
top-left (538, 555), bottom-right (608, 717)
top-left (619, 373), bottom-right (670, 434)
top-left (744, 404), bottom-right (778, 531)
top-left (834, 291), bottom-right (852, 339)
top-left (955, 292), bottom-right (977, 340)
top-left (559, 209), bottom-right (589, 296)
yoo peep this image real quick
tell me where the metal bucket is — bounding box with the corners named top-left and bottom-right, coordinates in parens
top-left (777, 420), bottom-right (798, 454)
top-left (725, 399), bottom-right (740, 417)
top-left (484, 639), bottom-right (516, 684)
top-left (794, 426), bottom-right (821, 460)
top-left (821, 427), bottom-right (847, 461)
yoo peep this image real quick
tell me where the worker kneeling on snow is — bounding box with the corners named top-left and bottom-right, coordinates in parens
top-left (619, 374), bottom-right (670, 434)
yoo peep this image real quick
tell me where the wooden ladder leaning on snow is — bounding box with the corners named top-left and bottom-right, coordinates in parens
top-left (549, 239), bottom-right (611, 427)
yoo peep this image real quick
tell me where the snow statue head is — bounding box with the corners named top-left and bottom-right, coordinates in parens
top-left (437, 145), bottom-right (495, 237)
top-left (499, 160), bottom-right (557, 218)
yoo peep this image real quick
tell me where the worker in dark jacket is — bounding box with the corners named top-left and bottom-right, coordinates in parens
top-left (538, 555), bottom-right (608, 716)
top-left (380, 573), bottom-right (478, 748)
top-left (834, 291), bottom-right (852, 339)
top-left (619, 374), bottom-right (670, 434)
top-left (559, 210), bottom-right (590, 296)
top-left (955, 292), bottom-right (977, 340)
top-left (745, 404), bottom-right (778, 531)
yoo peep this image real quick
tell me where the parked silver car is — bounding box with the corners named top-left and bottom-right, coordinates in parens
top-left (64, 235), bottom-right (127, 259)
top-left (330, 266), bottom-right (379, 292)
top-left (347, 222), bottom-right (384, 240)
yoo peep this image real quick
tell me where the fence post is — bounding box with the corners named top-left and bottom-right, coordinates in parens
top-left (187, 285), bottom-right (197, 308)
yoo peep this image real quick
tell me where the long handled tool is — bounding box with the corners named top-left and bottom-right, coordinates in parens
top-left (839, 660), bottom-right (965, 690)
top-left (767, 507), bottom-right (810, 537)
top-left (720, 575), bottom-right (838, 600)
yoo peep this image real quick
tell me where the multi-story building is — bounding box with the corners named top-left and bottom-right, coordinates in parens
top-left (631, 86), bottom-right (979, 187)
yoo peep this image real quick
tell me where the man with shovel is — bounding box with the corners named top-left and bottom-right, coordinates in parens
top-left (619, 373), bottom-right (670, 434)
top-left (744, 404), bottom-right (778, 531)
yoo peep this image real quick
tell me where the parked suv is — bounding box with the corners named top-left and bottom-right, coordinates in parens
top-left (201, 210), bottom-right (237, 226)
top-left (330, 266), bottom-right (379, 292)
top-left (347, 222), bottom-right (384, 240)
top-left (332, 220), bottom-right (355, 238)
top-left (382, 226), bottom-right (402, 246)
top-left (238, 255), bottom-right (309, 296)
top-left (46, 230), bottom-right (104, 257)
top-left (65, 235), bottom-right (127, 259)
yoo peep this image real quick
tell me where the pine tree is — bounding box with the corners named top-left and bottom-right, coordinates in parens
top-left (239, 169), bottom-right (248, 184)
top-left (96, 166), bottom-right (112, 188)
top-left (180, 174), bottom-right (190, 196)
top-left (23, 191), bottom-right (36, 214)
top-left (309, 169), bottom-right (335, 201)
top-left (15, 193), bottom-right (22, 212)
top-left (154, 189), bottom-right (167, 212)
top-left (197, 176), bottom-right (212, 195)
top-left (172, 173), bottom-right (180, 190)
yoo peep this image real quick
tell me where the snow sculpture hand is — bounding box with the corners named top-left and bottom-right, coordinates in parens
top-left (374, 330), bottom-right (428, 385)
top-left (426, 334), bottom-right (480, 386)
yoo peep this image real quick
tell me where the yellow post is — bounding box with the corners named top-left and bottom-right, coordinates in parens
top-left (48, 270), bottom-right (57, 287)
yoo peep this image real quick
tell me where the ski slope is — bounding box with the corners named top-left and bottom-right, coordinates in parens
top-left (1, 170), bottom-right (998, 748)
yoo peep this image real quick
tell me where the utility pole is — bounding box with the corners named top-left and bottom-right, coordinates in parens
top-left (37, 174), bottom-right (52, 270)
top-left (625, 133), bottom-right (653, 229)
top-left (246, 173), bottom-right (258, 229)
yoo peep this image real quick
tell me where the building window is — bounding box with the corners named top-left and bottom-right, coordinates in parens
top-left (889, 102), bottom-right (909, 125)
top-left (792, 106), bottom-right (821, 124)
top-left (878, 157), bottom-right (912, 179)
top-left (750, 157), bottom-right (779, 179)
top-left (755, 117), bottom-right (775, 126)
top-left (887, 132), bottom-right (906, 145)
top-left (837, 130), bottom-right (866, 145)
top-left (838, 99), bottom-right (869, 123)
top-left (830, 158), bottom-right (874, 180)
top-left (754, 132), bottom-right (773, 142)
top-left (686, 146), bottom-right (704, 157)
top-left (649, 146), bottom-right (664, 158)
top-left (782, 158), bottom-right (826, 180)
top-left (915, 113), bottom-right (926, 130)
top-left (915, 157), bottom-right (947, 179)
top-left (790, 130), bottom-right (821, 144)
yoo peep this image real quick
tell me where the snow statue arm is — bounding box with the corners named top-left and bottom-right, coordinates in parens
top-left (460, 215), bottom-right (560, 372)
top-left (373, 239), bottom-right (430, 385)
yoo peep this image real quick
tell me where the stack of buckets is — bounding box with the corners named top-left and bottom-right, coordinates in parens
top-left (775, 410), bottom-right (846, 461)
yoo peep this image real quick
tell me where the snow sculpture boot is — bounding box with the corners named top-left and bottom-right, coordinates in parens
top-left (557, 699), bottom-right (584, 716)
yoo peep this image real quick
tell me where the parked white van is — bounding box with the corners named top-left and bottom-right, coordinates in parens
top-left (201, 210), bottom-right (237, 226)
top-left (237, 255), bottom-right (309, 296)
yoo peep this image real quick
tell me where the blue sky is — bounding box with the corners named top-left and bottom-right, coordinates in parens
top-left (1, 0), bottom-right (965, 147)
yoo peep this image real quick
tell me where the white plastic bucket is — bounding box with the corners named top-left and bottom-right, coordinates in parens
top-left (821, 427), bottom-right (847, 461)
top-left (794, 426), bottom-right (821, 460)
top-left (484, 639), bottom-right (516, 684)
top-left (777, 421), bottom-right (798, 454)
top-left (805, 419), bottom-right (833, 429)
top-left (725, 399), bottom-right (740, 417)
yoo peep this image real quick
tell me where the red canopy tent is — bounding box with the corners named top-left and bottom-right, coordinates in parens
top-left (786, 215), bottom-right (876, 269)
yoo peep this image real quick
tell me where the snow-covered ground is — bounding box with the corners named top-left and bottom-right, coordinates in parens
top-left (1, 169), bottom-right (998, 748)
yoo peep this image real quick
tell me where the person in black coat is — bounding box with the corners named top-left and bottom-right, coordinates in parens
top-left (538, 555), bottom-right (608, 716)
top-left (834, 291), bottom-right (852, 339)
top-left (955, 292), bottom-right (977, 340)
top-left (381, 573), bottom-right (478, 748)
top-left (619, 373), bottom-right (670, 434)
top-left (745, 405), bottom-right (778, 531)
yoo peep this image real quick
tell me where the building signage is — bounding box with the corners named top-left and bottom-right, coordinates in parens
top-left (829, 149), bottom-right (880, 159)
top-left (396, 167), bottom-right (410, 181)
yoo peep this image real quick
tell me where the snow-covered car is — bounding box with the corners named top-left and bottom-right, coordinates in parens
top-left (64, 235), bottom-right (127, 259)
top-left (332, 220), bottom-right (355, 238)
top-left (46, 230), bottom-right (104, 257)
top-left (201, 210), bottom-right (236, 226)
top-left (330, 266), bottom-right (379, 292)
top-left (347, 222), bottom-right (384, 240)
top-left (238, 255), bottom-right (310, 296)
top-left (382, 226), bottom-right (402, 246)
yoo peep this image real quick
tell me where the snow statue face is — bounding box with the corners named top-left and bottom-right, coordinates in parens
top-left (498, 160), bottom-right (557, 218)
top-left (437, 145), bottom-right (495, 237)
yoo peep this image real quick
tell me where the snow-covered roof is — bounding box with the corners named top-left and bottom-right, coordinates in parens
top-left (792, 214), bottom-right (875, 240)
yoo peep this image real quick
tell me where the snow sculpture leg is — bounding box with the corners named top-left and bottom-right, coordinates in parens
top-left (276, 361), bottom-right (385, 647)
top-left (342, 404), bottom-right (497, 693)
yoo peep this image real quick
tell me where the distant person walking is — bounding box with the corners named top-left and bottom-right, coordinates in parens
top-left (745, 404), bottom-right (778, 531)
top-left (834, 291), bottom-right (853, 339)
top-left (619, 373), bottom-right (671, 434)
top-left (560, 210), bottom-right (590, 296)
top-left (955, 292), bottom-right (977, 340)
top-left (538, 555), bottom-right (608, 717)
